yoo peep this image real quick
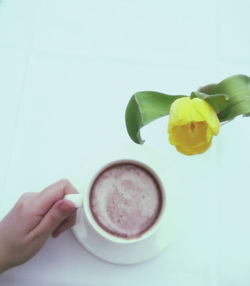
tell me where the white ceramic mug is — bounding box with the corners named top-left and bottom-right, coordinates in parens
top-left (64, 142), bottom-right (182, 264)
top-left (65, 159), bottom-right (166, 245)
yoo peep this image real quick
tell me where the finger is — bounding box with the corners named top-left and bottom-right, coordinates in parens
top-left (36, 179), bottom-right (78, 215)
top-left (52, 211), bottom-right (76, 237)
top-left (33, 199), bottom-right (76, 237)
top-left (52, 212), bottom-right (76, 238)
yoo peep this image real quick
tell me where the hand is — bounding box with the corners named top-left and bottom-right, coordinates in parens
top-left (0, 179), bottom-right (78, 273)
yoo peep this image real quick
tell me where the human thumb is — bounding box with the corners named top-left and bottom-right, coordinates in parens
top-left (35, 199), bottom-right (76, 237)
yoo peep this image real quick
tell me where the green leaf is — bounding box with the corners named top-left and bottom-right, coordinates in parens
top-left (200, 75), bottom-right (250, 122)
top-left (191, 91), bottom-right (229, 114)
top-left (125, 91), bottom-right (185, 144)
top-left (190, 91), bottom-right (208, 99)
top-left (204, 94), bottom-right (229, 114)
top-left (198, 84), bottom-right (216, 94)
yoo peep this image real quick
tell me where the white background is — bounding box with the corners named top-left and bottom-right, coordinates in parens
top-left (0, 0), bottom-right (250, 285)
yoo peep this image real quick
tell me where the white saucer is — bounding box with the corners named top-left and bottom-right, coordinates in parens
top-left (69, 141), bottom-right (183, 264)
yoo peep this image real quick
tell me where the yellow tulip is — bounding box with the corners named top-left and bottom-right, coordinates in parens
top-left (168, 97), bottom-right (220, 155)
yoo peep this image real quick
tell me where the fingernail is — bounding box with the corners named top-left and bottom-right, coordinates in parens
top-left (59, 201), bottom-right (74, 214)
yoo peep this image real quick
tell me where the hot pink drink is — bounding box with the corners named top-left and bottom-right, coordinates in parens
top-left (90, 161), bottom-right (163, 239)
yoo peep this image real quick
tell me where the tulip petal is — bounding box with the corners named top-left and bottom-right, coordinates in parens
top-left (168, 97), bottom-right (192, 131)
top-left (191, 98), bottom-right (220, 135)
top-left (169, 121), bottom-right (209, 149)
top-left (175, 139), bottom-right (212, 155)
top-left (206, 126), bottom-right (214, 142)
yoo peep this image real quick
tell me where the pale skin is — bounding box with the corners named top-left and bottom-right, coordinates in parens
top-left (0, 179), bottom-right (78, 273)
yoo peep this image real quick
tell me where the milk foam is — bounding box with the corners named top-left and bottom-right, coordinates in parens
top-left (90, 163), bottom-right (162, 238)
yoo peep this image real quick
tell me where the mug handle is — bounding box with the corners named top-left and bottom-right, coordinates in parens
top-left (64, 194), bottom-right (83, 208)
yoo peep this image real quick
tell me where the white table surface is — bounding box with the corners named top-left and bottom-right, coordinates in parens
top-left (0, 0), bottom-right (250, 285)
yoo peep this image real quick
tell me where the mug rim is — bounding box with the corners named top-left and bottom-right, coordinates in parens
top-left (82, 159), bottom-right (166, 244)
